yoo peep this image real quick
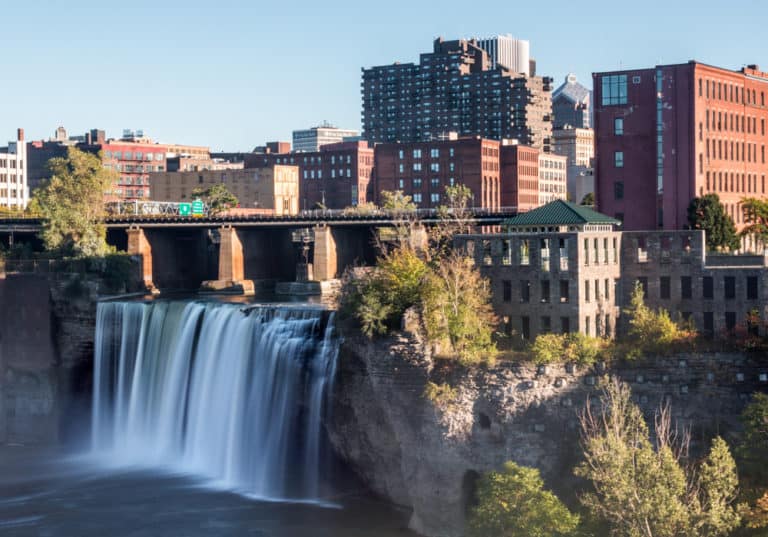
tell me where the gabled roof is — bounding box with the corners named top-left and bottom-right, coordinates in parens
top-left (552, 75), bottom-right (591, 105)
top-left (503, 199), bottom-right (620, 227)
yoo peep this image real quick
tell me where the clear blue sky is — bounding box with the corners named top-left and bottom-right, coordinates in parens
top-left (1, 0), bottom-right (766, 151)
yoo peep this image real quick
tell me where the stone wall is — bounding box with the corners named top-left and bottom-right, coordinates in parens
top-left (0, 273), bottom-right (100, 446)
top-left (329, 329), bottom-right (768, 537)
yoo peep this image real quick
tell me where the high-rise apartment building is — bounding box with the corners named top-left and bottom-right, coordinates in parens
top-left (362, 38), bottom-right (552, 149)
top-left (553, 126), bottom-right (594, 203)
top-left (475, 34), bottom-right (531, 75)
top-left (292, 124), bottom-right (359, 152)
top-left (0, 129), bottom-right (28, 209)
top-left (594, 61), bottom-right (768, 232)
top-left (552, 74), bottom-right (592, 129)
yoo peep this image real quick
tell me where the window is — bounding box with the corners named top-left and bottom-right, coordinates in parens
top-left (521, 317), bottom-right (530, 340)
top-left (502, 280), bottom-right (512, 302)
top-left (520, 280), bottom-right (530, 303)
top-left (398, 149), bottom-right (404, 159)
top-left (583, 238), bottom-right (589, 265)
top-left (412, 149), bottom-right (422, 159)
top-left (660, 276), bottom-right (671, 299)
top-left (602, 74), bottom-right (628, 105)
top-left (520, 240), bottom-right (530, 265)
top-left (540, 280), bottom-right (550, 303)
top-left (681, 276), bottom-right (692, 299)
top-left (703, 312), bottom-right (714, 336)
top-left (430, 193), bottom-right (440, 203)
top-left (747, 276), bottom-right (758, 300)
top-left (614, 151), bottom-right (624, 168)
top-left (585, 280), bottom-right (590, 302)
top-left (703, 276), bottom-right (713, 299)
top-left (560, 280), bottom-right (569, 303)
top-left (413, 162), bottom-right (422, 171)
top-left (430, 148), bottom-right (439, 158)
top-left (502, 240), bottom-right (512, 265)
top-left (614, 117), bottom-right (624, 135)
top-left (430, 162), bottom-right (439, 172)
top-left (585, 316), bottom-right (591, 336)
top-left (614, 181), bottom-right (624, 200)
top-left (724, 276), bottom-right (736, 299)
top-left (413, 178), bottom-right (422, 188)
top-left (725, 312), bottom-right (737, 333)
top-left (541, 316), bottom-right (552, 334)
top-left (604, 279), bottom-right (610, 301)
top-left (412, 193), bottom-right (422, 203)
top-left (561, 317), bottom-right (570, 334)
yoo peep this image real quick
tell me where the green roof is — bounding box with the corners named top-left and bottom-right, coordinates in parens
top-left (503, 200), bottom-right (620, 227)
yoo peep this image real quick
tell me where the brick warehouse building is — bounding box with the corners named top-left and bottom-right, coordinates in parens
top-left (362, 37), bottom-right (553, 150)
top-left (594, 61), bottom-right (768, 233)
top-left (374, 138), bottom-right (565, 211)
top-left (240, 141), bottom-right (374, 210)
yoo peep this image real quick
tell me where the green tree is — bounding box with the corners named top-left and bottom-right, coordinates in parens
top-left (33, 147), bottom-right (115, 257)
top-left (623, 281), bottom-right (694, 356)
top-left (468, 461), bottom-right (580, 537)
top-left (576, 378), bottom-right (740, 537)
top-left (191, 183), bottom-right (238, 215)
top-left (580, 192), bottom-right (595, 206)
top-left (740, 197), bottom-right (768, 247)
top-left (380, 190), bottom-right (417, 212)
top-left (430, 183), bottom-right (475, 260)
top-left (421, 252), bottom-right (497, 365)
top-left (687, 194), bottom-right (740, 252)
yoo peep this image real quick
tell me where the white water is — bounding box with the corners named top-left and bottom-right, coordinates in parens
top-left (92, 300), bottom-right (339, 502)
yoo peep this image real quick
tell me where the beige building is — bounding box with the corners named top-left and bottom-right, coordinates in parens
top-left (537, 152), bottom-right (568, 205)
top-left (552, 126), bottom-right (594, 203)
top-left (150, 165), bottom-right (300, 216)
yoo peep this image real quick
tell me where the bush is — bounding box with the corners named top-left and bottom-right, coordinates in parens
top-left (423, 381), bottom-right (458, 411)
top-left (530, 332), bottom-right (604, 366)
top-left (623, 282), bottom-right (695, 357)
top-left (531, 333), bottom-right (567, 364)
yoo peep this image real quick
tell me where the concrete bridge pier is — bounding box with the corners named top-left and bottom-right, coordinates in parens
top-left (313, 224), bottom-right (337, 281)
top-left (126, 226), bottom-right (157, 294)
top-left (201, 225), bottom-right (254, 295)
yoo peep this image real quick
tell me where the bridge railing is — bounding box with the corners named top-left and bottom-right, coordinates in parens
top-left (297, 206), bottom-right (519, 219)
top-left (105, 200), bottom-right (210, 217)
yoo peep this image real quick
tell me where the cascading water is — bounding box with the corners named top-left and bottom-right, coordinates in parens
top-left (91, 300), bottom-right (339, 502)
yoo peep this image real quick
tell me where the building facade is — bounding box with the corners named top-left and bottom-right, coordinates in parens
top-left (475, 34), bottom-right (531, 75)
top-left (375, 137), bottom-right (501, 209)
top-left (361, 38), bottom-right (553, 149)
top-left (292, 125), bottom-right (359, 153)
top-left (552, 74), bottom-right (591, 129)
top-left (0, 129), bottom-right (28, 210)
top-left (500, 144), bottom-right (540, 212)
top-left (552, 126), bottom-right (594, 203)
top-left (149, 166), bottom-right (299, 216)
top-left (455, 200), bottom-right (622, 341)
top-left (246, 141), bottom-right (374, 210)
top-left (594, 62), bottom-right (768, 231)
top-left (538, 152), bottom-right (568, 205)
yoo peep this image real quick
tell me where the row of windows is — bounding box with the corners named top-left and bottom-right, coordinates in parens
top-left (303, 169), bottom-right (352, 179)
top-left (635, 275), bottom-right (759, 301)
top-left (0, 159), bottom-right (21, 168)
top-left (0, 189), bottom-right (22, 197)
top-left (704, 172), bottom-right (766, 196)
top-left (698, 77), bottom-right (766, 107)
top-left (105, 151), bottom-right (164, 161)
top-left (514, 314), bottom-right (612, 339)
top-left (0, 174), bottom-right (22, 183)
top-left (397, 147), bottom-right (456, 160)
top-left (703, 111), bottom-right (765, 135)
top-left (702, 139), bottom-right (765, 164)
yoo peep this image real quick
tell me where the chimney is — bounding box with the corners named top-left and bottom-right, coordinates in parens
top-left (17, 128), bottom-right (24, 142)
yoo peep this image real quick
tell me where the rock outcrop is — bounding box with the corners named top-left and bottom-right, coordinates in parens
top-left (329, 329), bottom-right (767, 537)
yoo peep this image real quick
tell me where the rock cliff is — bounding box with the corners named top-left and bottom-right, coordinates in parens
top-left (329, 329), bottom-right (767, 537)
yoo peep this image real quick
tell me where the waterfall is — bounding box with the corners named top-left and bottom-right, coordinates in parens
top-left (92, 300), bottom-right (339, 502)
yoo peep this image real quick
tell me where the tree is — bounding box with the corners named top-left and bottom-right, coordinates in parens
top-left (576, 378), bottom-right (741, 537)
top-left (739, 393), bottom-right (768, 486)
top-left (191, 183), bottom-right (238, 215)
top-left (468, 461), bottom-right (580, 537)
top-left (430, 184), bottom-right (475, 260)
top-left (380, 190), bottom-right (417, 212)
top-left (687, 194), bottom-right (740, 252)
top-left (33, 147), bottom-right (115, 257)
top-left (421, 252), bottom-right (497, 365)
top-left (622, 281), bottom-right (694, 356)
top-left (580, 192), bottom-right (595, 206)
top-left (740, 197), bottom-right (768, 247)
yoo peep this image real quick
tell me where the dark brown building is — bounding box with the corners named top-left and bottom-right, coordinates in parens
top-left (374, 137), bottom-right (501, 209)
top-left (500, 145), bottom-right (540, 212)
top-left (362, 38), bottom-right (553, 149)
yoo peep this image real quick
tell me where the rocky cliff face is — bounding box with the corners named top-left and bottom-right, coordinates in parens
top-left (328, 329), bottom-right (767, 537)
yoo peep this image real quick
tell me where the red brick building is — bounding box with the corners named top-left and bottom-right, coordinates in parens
top-left (594, 61), bottom-right (768, 232)
top-left (500, 144), bottom-right (540, 211)
top-left (246, 141), bottom-right (374, 210)
top-left (374, 137), bottom-right (502, 209)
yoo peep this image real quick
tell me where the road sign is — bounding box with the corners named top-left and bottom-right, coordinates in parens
top-left (192, 199), bottom-right (204, 217)
top-left (178, 203), bottom-right (191, 216)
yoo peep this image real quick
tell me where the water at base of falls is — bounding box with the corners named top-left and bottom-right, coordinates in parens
top-left (91, 300), bottom-right (339, 503)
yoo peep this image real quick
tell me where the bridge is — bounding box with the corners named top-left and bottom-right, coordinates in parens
top-left (0, 208), bottom-right (516, 294)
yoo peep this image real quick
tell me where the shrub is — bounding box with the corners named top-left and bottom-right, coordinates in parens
top-left (531, 333), bottom-right (567, 364)
top-left (423, 381), bottom-right (459, 411)
top-left (530, 332), bottom-right (604, 366)
top-left (623, 282), bottom-right (695, 357)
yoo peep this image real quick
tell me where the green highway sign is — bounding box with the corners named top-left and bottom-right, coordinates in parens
top-left (178, 203), bottom-right (192, 216)
top-left (192, 199), bottom-right (205, 217)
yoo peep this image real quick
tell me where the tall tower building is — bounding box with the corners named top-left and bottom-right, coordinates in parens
top-left (362, 38), bottom-right (552, 149)
top-left (552, 74), bottom-right (592, 129)
top-left (593, 61), bottom-right (768, 233)
top-left (475, 34), bottom-right (530, 75)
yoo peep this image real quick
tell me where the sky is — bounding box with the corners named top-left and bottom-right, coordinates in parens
top-left (1, 0), bottom-right (766, 151)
